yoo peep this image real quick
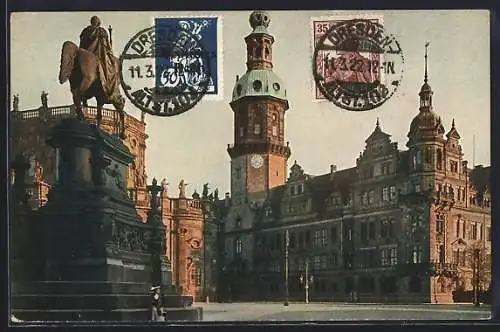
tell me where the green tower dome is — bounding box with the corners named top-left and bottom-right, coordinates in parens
top-left (232, 70), bottom-right (287, 104)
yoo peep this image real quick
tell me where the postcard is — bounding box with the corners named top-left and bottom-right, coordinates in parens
top-left (9, 10), bottom-right (491, 323)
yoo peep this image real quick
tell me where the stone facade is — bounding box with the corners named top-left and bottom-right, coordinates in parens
top-left (160, 186), bottom-right (206, 302)
top-left (219, 12), bottom-right (491, 304)
top-left (10, 102), bottom-right (205, 302)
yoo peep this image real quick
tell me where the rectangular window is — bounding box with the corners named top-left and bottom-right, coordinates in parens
top-left (368, 190), bottom-right (375, 204)
top-left (313, 230), bottom-right (321, 248)
top-left (471, 223), bottom-right (477, 240)
top-left (321, 228), bottom-right (328, 247)
top-left (381, 249), bottom-right (390, 266)
top-left (415, 184), bottom-right (421, 192)
top-left (436, 215), bottom-right (445, 234)
top-left (462, 222), bottom-right (466, 239)
top-left (313, 255), bottom-right (321, 270)
top-left (382, 187), bottom-right (389, 201)
top-left (381, 220), bottom-right (393, 238)
top-left (239, 127), bottom-right (244, 137)
top-left (361, 191), bottom-right (368, 205)
top-left (487, 227), bottom-right (491, 241)
top-left (390, 185), bottom-right (397, 200)
top-left (272, 125), bottom-right (278, 136)
top-left (411, 245), bottom-right (422, 264)
top-left (390, 248), bottom-right (398, 265)
top-left (455, 220), bottom-right (460, 237)
top-left (254, 124), bottom-right (261, 135)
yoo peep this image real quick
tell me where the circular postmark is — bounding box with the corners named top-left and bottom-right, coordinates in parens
top-left (119, 24), bottom-right (211, 116)
top-left (313, 19), bottom-right (404, 111)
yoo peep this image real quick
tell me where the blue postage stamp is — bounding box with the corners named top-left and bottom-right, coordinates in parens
top-left (155, 17), bottom-right (220, 98)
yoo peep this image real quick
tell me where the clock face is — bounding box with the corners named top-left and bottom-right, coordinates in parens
top-left (250, 154), bottom-right (264, 169)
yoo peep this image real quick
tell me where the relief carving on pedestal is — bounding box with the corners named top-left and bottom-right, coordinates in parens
top-left (107, 220), bottom-right (151, 253)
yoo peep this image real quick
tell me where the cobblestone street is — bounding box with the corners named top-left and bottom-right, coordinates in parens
top-left (193, 302), bottom-right (491, 321)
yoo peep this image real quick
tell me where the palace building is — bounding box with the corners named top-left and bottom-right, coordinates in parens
top-left (10, 99), bottom-right (209, 302)
top-left (218, 11), bottom-right (491, 304)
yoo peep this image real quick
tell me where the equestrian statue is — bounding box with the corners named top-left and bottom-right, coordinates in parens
top-left (58, 16), bottom-right (126, 139)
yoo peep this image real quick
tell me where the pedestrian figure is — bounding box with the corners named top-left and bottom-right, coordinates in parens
top-left (151, 286), bottom-right (165, 321)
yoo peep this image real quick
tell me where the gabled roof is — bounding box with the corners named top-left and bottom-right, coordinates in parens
top-left (446, 119), bottom-right (461, 140)
top-left (365, 118), bottom-right (391, 144)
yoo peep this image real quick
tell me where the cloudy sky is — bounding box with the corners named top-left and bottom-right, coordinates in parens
top-left (10, 10), bottom-right (490, 196)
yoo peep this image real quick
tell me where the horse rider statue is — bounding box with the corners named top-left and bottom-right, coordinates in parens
top-left (79, 16), bottom-right (122, 104)
top-left (59, 16), bottom-right (126, 139)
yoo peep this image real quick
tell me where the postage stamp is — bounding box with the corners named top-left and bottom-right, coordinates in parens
top-left (120, 17), bottom-right (221, 116)
top-left (311, 15), bottom-right (404, 111)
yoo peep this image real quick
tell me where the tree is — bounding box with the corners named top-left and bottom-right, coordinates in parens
top-left (455, 242), bottom-right (491, 304)
top-left (464, 243), bottom-right (491, 290)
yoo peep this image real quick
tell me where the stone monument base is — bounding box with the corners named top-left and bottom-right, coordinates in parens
top-left (11, 281), bottom-right (202, 322)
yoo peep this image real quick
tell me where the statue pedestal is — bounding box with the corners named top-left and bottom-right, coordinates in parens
top-left (11, 118), bottom-right (201, 322)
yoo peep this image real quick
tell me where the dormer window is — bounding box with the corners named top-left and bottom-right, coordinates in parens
top-left (265, 206), bottom-right (272, 217)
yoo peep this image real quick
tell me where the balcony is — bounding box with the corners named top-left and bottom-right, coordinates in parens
top-left (12, 105), bottom-right (145, 133)
top-left (433, 191), bottom-right (455, 207)
top-left (429, 261), bottom-right (459, 278)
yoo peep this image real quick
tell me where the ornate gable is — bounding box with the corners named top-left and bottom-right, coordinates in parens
top-left (288, 160), bottom-right (308, 182)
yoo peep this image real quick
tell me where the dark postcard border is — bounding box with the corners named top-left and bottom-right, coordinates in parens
top-left (3, 0), bottom-right (500, 331)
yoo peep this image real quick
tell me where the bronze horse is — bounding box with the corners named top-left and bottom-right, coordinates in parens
top-left (58, 40), bottom-right (126, 139)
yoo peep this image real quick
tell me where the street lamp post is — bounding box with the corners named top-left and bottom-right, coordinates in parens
top-left (473, 248), bottom-right (480, 306)
top-left (299, 260), bottom-right (313, 304)
top-left (284, 229), bottom-right (289, 306)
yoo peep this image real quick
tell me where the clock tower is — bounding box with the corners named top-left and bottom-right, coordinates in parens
top-left (227, 11), bottom-right (291, 204)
